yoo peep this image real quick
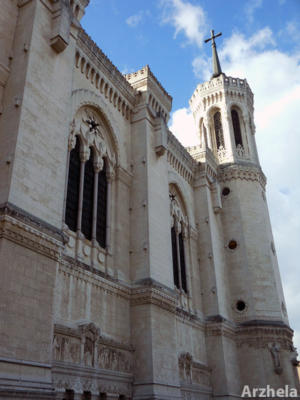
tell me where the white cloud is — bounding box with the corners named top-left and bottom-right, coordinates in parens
top-left (245, 0), bottom-right (263, 23)
top-left (170, 27), bottom-right (300, 351)
top-left (160, 0), bottom-right (207, 48)
top-left (168, 108), bottom-right (197, 147)
top-left (126, 12), bottom-right (143, 27)
top-left (192, 56), bottom-right (210, 81)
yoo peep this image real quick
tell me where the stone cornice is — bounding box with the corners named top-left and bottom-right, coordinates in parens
top-left (77, 29), bottom-right (136, 107)
top-left (176, 308), bottom-right (205, 330)
top-left (0, 203), bottom-right (64, 260)
top-left (236, 320), bottom-right (294, 349)
top-left (218, 163), bottom-right (266, 189)
top-left (204, 317), bottom-right (295, 349)
top-left (131, 286), bottom-right (177, 313)
top-left (205, 317), bottom-right (236, 341)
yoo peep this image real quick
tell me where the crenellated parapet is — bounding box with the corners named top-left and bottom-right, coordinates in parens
top-left (125, 65), bottom-right (172, 121)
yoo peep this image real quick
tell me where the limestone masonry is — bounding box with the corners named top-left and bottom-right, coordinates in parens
top-left (0, 1), bottom-right (299, 399)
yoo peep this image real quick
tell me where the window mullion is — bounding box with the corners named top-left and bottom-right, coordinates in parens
top-left (105, 169), bottom-right (113, 254)
top-left (77, 151), bottom-right (88, 233)
top-left (92, 169), bottom-right (99, 241)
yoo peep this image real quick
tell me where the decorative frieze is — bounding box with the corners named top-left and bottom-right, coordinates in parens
top-left (218, 164), bottom-right (267, 189)
top-left (52, 323), bottom-right (133, 397)
top-left (53, 322), bottom-right (133, 372)
top-left (0, 203), bottom-right (64, 260)
top-left (236, 322), bottom-right (294, 350)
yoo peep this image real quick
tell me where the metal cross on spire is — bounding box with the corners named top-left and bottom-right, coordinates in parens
top-left (204, 29), bottom-right (222, 79)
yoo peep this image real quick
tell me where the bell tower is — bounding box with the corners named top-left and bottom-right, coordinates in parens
top-left (190, 31), bottom-right (300, 396)
top-left (190, 31), bottom-right (259, 167)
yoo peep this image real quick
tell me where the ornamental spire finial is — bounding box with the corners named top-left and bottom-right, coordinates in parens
top-left (204, 29), bottom-right (222, 78)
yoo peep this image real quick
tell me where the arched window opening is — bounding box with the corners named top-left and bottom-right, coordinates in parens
top-left (170, 187), bottom-right (189, 294)
top-left (96, 159), bottom-right (107, 248)
top-left (171, 225), bottom-right (180, 289)
top-left (83, 392), bottom-right (91, 400)
top-left (231, 109), bottom-right (243, 147)
top-left (179, 232), bottom-right (187, 293)
top-left (65, 138), bottom-right (80, 232)
top-left (65, 107), bottom-right (116, 255)
top-left (63, 389), bottom-right (74, 400)
top-left (82, 148), bottom-right (94, 240)
top-left (213, 111), bottom-right (225, 149)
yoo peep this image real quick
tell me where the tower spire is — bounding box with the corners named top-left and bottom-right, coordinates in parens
top-left (204, 29), bottom-right (222, 78)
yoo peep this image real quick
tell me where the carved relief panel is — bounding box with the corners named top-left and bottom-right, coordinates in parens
top-left (52, 322), bottom-right (133, 373)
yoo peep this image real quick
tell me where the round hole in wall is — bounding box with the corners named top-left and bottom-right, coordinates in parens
top-left (228, 240), bottom-right (237, 250)
top-left (222, 187), bottom-right (230, 196)
top-left (236, 300), bottom-right (246, 312)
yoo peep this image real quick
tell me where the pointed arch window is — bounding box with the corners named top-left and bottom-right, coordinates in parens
top-left (65, 138), bottom-right (80, 233)
top-left (64, 107), bottom-right (114, 252)
top-left (170, 191), bottom-right (188, 294)
top-left (170, 224), bottom-right (187, 293)
top-left (231, 109), bottom-right (243, 147)
top-left (213, 111), bottom-right (225, 149)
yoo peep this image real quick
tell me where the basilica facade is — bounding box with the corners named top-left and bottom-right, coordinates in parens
top-left (0, 1), bottom-right (299, 399)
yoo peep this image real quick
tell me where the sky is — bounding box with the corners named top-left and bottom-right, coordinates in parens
top-left (82, 0), bottom-right (300, 353)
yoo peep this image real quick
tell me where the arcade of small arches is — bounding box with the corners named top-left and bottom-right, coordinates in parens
top-left (61, 390), bottom-right (127, 400)
top-left (199, 105), bottom-right (249, 161)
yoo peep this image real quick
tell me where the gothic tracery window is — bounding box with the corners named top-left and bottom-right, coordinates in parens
top-left (64, 107), bottom-right (115, 251)
top-left (231, 109), bottom-right (243, 147)
top-left (170, 189), bottom-right (188, 293)
top-left (213, 111), bottom-right (225, 149)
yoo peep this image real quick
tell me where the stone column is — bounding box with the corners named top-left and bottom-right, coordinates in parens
top-left (77, 148), bottom-right (90, 233)
top-left (182, 222), bottom-right (192, 311)
top-left (105, 167), bottom-right (114, 256)
top-left (92, 165), bottom-right (100, 241)
top-left (80, 336), bottom-right (85, 366)
top-left (222, 108), bottom-right (234, 161)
